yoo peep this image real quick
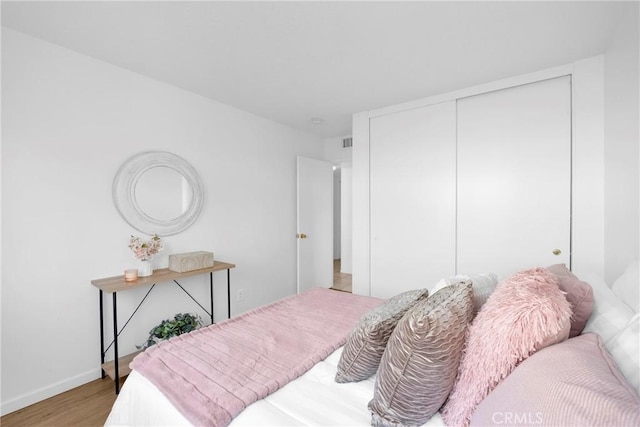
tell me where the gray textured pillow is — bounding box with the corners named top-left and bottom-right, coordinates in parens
top-left (432, 272), bottom-right (498, 314)
top-left (368, 282), bottom-right (474, 426)
top-left (335, 288), bottom-right (429, 383)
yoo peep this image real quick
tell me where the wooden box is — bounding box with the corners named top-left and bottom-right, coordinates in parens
top-left (169, 251), bottom-right (214, 273)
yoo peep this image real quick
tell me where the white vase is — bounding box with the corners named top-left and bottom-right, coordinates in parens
top-left (138, 260), bottom-right (153, 277)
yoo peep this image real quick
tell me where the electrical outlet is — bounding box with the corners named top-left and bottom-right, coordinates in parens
top-left (237, 288), bottom-right (244, 302)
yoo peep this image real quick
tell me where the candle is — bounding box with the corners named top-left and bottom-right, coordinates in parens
top-left (124, 269), bottom-right (138, 282)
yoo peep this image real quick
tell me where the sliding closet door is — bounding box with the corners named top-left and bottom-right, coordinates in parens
top-left (456, 76), bottom-right (571, 278)
top-left (370, 101), bottom-right (456, 298)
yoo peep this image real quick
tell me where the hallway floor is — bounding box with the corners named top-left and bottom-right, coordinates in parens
top-left (332, 259), bottom-right (352, 293)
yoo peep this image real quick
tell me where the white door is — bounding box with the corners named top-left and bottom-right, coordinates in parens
top-left (457, 76), bottom-right (572, 279)
top-left (369, 101), bottom-right (457, 298)
top-left (297, 156), bottom-right (333, 293)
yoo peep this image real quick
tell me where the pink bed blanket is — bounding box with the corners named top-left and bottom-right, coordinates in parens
top-left (130, 287), bottom-right (382, 426)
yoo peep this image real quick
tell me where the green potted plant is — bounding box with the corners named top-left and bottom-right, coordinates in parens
top-left (138, 312), bottom-right (202, 350)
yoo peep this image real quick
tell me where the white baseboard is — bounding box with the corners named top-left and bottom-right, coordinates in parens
top-left (1, 368), bottom-right (101, 416)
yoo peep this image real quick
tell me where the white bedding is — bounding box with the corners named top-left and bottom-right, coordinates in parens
top-left (106, 346), bottom-right (446, 426)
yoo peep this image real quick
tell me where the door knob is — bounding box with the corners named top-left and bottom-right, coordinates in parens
top-left (552, 248), bottom-right (561, 256)
top-left (297, 233), bottom-right (308, 239)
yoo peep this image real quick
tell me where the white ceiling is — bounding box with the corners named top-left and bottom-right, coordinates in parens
top-left (1, 1), bottom-right (628, 138)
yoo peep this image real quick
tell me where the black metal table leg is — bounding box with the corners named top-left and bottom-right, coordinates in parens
top-left (227, 269), bottom-right (231, 319)
top-left (209, 272), bottom-right (214, 325)
top-left (113, 292), bottom-right (120, 394)
top-left (99, 290), bottom-right (105, 378)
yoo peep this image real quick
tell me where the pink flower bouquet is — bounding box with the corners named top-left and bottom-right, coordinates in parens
top-left (129, 234), bottom-right (164, 261)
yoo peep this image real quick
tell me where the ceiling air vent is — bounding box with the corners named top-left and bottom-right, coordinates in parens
top-left (342, 137), bottom-right (353, 149)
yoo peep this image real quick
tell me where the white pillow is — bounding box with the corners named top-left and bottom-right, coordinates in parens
top-left (606, 314), bottom-right (640, 395)
top-left (582, 271), bottom-right (640, 394)
top-left (431, 272), bottom-right (498, 313)
top-left (582, 272), bottom-right (635, 343)
top-left (611, 261), bottom-right (639, 313)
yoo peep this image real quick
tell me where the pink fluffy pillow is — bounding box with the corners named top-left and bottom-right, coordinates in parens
top-left (442, 267), bottom-right (572, 427)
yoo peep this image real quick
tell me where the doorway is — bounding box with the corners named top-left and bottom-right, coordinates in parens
top-left (331, 165), bottom-right (352, 293)
top-left (332, 259), bottom-right (352, 292)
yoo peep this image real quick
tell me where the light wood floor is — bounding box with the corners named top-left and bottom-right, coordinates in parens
top-left (0, 376), bottom-right (121, 427)
top-left (1, 264), bottom-right (353, 426)
top-left (331, 259), bottom-right (352, 293)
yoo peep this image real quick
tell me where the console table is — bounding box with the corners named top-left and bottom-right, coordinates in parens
top-left (91, 261), bottom-right (236, 393)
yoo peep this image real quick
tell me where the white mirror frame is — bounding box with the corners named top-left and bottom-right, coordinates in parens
top-left (113, 151), bottom-right (204, 236)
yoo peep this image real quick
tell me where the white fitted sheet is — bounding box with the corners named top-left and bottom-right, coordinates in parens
top-left (105, 346), bottom-right (445, 426)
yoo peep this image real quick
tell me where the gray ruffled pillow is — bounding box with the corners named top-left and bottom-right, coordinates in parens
top-left (431, 272), bottom-right (498, 314)
top-left (335, 288), bottom-right (429, 383)
top-left (369, 282), bottom-right (474, 426)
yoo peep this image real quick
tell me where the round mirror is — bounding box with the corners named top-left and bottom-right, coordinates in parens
top-left (135, 166), bottom-right (191, 221)
top-left (113, 151), bottom-right (204, 236)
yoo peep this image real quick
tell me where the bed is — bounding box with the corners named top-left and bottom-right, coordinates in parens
top-left (105, 264), bottom-right (640, 427)
top-left (107, 347), bottom-right (445, 426)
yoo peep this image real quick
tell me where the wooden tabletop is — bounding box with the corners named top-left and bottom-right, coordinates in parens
top-left (91, 261), bottom-right (236, 293)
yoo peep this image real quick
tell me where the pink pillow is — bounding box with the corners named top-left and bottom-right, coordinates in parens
top-left (547, 263), bottom-right (595, 337)
top-left (471, 333), bottom-right (640, 426)
top-left (442, 267), bottom-right (572, 427)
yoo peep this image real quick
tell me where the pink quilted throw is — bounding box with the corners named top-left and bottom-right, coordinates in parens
top-left (131, 287), bottom-right (382, 427)
top-left (442, 267), bottom-right (572, 427)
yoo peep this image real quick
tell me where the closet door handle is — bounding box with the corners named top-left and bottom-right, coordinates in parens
top-left (552, 248), bottom-right (561, 256)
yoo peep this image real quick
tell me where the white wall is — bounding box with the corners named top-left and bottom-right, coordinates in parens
top-left (333, 168), bottom-right (341, 259)
top-left (1, 29), bottom-right (323, 413)
top-left (324, 136), bottom-right (353, 265)
top-left (603, 3), bottom-right (640, 284)
top-left (0, 23), bottom-right (4, 418)
top-left (323, 136), bottom-right (352, 165)
top-left (340, 166), bottom-right (353, 274)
